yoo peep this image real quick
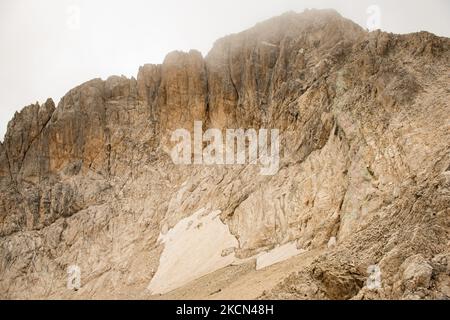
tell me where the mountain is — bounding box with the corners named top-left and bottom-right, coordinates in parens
top-left (0, 9), bottom-right (449, 299)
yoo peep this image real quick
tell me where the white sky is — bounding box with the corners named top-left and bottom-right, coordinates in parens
top-left (1, 0), bottom-right (449, 140)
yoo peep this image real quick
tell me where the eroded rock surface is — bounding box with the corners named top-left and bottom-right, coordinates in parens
top-left (0, 9), bottom-right (449, 299)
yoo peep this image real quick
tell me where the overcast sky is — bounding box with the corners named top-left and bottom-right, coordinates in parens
top-left (1, 0), bottom-right (449, 140)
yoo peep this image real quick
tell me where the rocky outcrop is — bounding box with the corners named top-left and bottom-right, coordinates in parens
top-left (0, 9), bottom-right (449, 299)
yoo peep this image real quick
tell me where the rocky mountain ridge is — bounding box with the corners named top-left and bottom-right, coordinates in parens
top-left (0, 9), bottom-right (449, 299)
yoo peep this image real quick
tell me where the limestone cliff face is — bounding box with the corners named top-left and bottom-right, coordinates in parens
top-left (0, 9), bottom-right (449, 299)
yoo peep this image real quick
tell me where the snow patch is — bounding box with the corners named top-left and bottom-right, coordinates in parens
top-left (148, 208), bottom-right (239, 294)
top-left (256, 242), bottom-right (305, 270)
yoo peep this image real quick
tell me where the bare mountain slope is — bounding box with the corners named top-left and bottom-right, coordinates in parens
top-left (0, 9), bottom-right (449, 299)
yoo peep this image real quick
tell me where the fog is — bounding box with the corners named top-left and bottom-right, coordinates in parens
top-left (1, 0), bottom-right (449, 139)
